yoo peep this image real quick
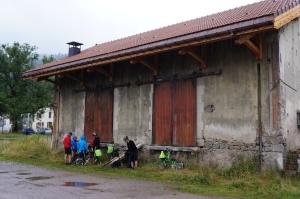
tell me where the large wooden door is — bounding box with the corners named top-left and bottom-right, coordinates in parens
top-left (84, 88), bottom-right (113, 143)
top-left (84, 90), bottom-right (96, 142)
top-left (95, 88), bottom-right (113, 142)
top-left (153, 81), bottom-right (173, 145)
top-left (173, 80), bottom-right (196, 146)
top-left (153, 79), bottom-right (196, 146)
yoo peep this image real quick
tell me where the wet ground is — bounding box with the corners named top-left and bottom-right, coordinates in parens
top-left (0, 161), bottom-right (219, 199)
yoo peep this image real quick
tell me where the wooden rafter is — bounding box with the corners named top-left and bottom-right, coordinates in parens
top-left (87, 67), bottom-right (113, 80)
top-left (235, 35), bottom-right (262, 60)
top-left (37, 77), bottom-right (56, 84)
top-left (130, 59), bottom-right (158, 75)
top-left (178, 49), bottom-right (207, 68)
top-left (65, 74), bottom-right (86, 88)
top-left (274, 5), bottom-right (300, 29)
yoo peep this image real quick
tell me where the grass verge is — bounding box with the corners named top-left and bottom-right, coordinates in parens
top-left (0, 133), bottom-right (299, 199)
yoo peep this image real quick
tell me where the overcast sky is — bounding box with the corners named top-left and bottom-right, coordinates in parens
top-left (0, 0), bottom-right (259, 54)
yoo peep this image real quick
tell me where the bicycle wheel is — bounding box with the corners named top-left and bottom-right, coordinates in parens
top-left (159, 161), bottom-right (166, 169)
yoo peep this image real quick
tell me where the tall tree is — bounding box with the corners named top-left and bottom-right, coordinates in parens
top-left (42, 55), bottom-right (55, 64)
top-left (0, 43), bottom-right (54, 132)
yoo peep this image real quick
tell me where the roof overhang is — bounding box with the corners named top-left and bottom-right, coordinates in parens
top-left (22, 4), bottom-right (300, 80)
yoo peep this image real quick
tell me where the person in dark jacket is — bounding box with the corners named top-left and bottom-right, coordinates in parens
top-left (63, 132), bottom-right (72, 164)
top-left (91, 132), bottom-right (100, 152)
top-left (123, 136), bottom-right (138, 168)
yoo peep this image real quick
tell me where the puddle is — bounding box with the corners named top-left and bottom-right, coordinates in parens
top-left (26, 176), bottom-right (53, 181)
top-left (0, 171), bottom-right (9, 174)
top-left (63, 182), bottom-right (98, 187)
top-left (16, 172), bottom-right (32, 175)
top-left (86, 188), bottom-right (105, 192)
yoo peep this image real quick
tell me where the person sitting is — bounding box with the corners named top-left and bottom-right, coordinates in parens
top-left (123, 136), bottom-right (138, 169)
top-left (77, 134), bottom-right (88, 162)
top-left (63, 132), bottom-right (72, 165)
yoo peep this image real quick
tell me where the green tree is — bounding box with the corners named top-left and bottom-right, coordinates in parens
top-left (0, 43), bottom-right (54, 132)
top-left (42, 55), bottom-right (55, 64)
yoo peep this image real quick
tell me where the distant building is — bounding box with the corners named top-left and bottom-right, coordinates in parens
top-left (22, 108), bottom-right (54, 131)
top-left (0, 117), bottom-right (12, 133)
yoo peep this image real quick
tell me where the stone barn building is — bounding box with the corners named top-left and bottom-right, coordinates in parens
top-left (23, 0), bottom-right (300, 169)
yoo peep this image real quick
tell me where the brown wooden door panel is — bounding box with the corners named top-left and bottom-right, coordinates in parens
top-left (173, 80), bottom-right (196, 146)
top-left (95, 88), bottom-right (113, 142)
top-left (153, 81), bottom-right (173, 145)
top-left (84, 90), bottom-right (96, 142)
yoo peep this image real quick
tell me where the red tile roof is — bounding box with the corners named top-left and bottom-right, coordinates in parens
top-left (23, 0), bottom-right (300, 78)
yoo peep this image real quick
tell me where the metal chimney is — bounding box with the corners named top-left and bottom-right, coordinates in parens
top-left (67, 41), bottom-right (83, 57)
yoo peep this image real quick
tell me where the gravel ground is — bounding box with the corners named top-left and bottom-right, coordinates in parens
top-left (0, 161), bottom-right (221, 199)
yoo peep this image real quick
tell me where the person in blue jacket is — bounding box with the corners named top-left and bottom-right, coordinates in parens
top-left (71, 136), bottom-right (78, 163)
top-left (77, 134), bottom-right (88, 161)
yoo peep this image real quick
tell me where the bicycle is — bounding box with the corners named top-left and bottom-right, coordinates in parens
top-left (158, 148), bottom-right (184, 170)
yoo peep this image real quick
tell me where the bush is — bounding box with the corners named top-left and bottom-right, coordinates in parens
top-left (220, 155), bottom-right (260, 178)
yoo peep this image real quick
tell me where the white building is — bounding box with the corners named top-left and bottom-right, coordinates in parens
top-left (22, 108), bottom-right (54, 131)
top-left (32, 108), bottom-right (54, 131)
top-left (0, 117), bottom-right (12, 133)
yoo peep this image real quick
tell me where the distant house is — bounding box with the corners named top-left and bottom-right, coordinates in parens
top-left (0, 117), bottom-right (12, 133)
top-left (23, 0), bottom-right (300, 169)
top-left (22, 108), bottom-right (54, 131)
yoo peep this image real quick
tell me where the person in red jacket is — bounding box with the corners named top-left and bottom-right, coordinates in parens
top-left (63, 132), bottom-right (72, 164)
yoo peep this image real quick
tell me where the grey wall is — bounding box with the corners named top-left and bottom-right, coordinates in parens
top-left (279, 17), bottom-right (300, 151)
top-left (58, 78), bottom-right (85, 139)
top-left (197, 41), bottom-right (259, 144)
top-left (113, 64), bottom-right (153, 145)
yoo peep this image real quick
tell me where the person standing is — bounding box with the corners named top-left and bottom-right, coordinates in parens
top-left (77, 134), bottom-right (88, 162)
top-left (63, 132), bottom-right (72, 164)
top-left (91, 132), bottom-right (100, 152)
top-left (71, 135), bottom-right (78, 163)
top-left (123, 136), bottom-right (138, 169)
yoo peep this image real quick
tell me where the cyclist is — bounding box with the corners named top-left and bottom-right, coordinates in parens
top-left (77, 134), bottom-right (88, 162)
top-left (123, 136), bottom-right (138, 169)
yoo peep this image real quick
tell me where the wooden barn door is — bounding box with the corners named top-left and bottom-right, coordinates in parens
top-left (84, 90), bottom-right (96, 142)
top-left (173, 80), bottom-right (196, 146)
top-left (153, 81), bottom-right (173, 145)
top-left (84, 88), bottom-right (113, 143)
top-left (95, 88), bottom-right (113, 143)
top-left (153, 79), bottom-right (196, 146)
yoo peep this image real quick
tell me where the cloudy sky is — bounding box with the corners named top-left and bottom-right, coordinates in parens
top-left (0, 0), bottom-right (259, 54)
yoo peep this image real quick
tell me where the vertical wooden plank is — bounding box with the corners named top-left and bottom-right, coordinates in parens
top-left (173, 79), bottom-right (196, 146)
top-left (153, 81), bottom-right (173, 145)
top-left (84, 90), bottom-right (96, 142)
top-left (95, 88), bottom-right (113, 142)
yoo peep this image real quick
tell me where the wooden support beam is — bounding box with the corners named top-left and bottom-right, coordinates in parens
top-left (274, 5), bottom-right (300, 29)
top-left (65, 74), bottom-right (86, 88)
top-left (37, 77), bottom-right (56, 84)
top-left (235, 35), bottom-right (262, 60)
top-left (87, 67), bottom-right (113, 80)
top-left (178, 49), bottom-right (207, 68)
top-left (130, 59), bottom-right (158, 75)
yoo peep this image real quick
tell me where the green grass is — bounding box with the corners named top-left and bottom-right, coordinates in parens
top-left (0, 133), bottom-right (300, 199)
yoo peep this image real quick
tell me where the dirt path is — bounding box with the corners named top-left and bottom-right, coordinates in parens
top-left (0, 161), bottom-right (219, 199)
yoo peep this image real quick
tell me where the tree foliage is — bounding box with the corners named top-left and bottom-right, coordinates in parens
top-left (0, 43), bottom-right (54, 131)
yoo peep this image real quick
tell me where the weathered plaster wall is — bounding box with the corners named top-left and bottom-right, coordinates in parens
top-left (279, 17), bottom-right (300, 151)
top-left (113, 64), bottom-right (153, 145)
top-left (196, 41), bottom-right (259, 144)
top-left (58, 78), bottom-right (85, 139)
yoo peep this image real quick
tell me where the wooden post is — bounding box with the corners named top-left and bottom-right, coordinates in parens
top-left (51, 76), bottom-right (60, 150)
